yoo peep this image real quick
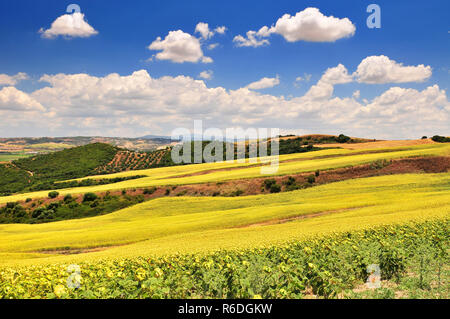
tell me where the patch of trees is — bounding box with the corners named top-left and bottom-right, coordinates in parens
top-left (431, 135), bottom-right (450, 143)
top-left (335, 134), bottom-right (351, 143)
top-left (171, 139), bottom-right (324, 165)
top-left (261, 175), bottom-right (318, 193)
top-left (0, 191), bottom-right (146, 224)
top-left (13, 143), bottom-right (119, 180)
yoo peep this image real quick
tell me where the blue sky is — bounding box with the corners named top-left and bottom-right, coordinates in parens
top-left (0, 0), bottom-right (449, 138)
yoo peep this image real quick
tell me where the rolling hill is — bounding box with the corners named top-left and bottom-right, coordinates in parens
top-left (0, 137), bottom-right (448, 299)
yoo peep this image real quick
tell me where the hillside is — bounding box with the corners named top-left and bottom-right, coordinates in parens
top-left (14, 143), bottom-right (118, 180)
top-left (0, 143), bottom-right (119, 195)
top-left (0, 136), bottom-right (437, 196)
top-left (277, 134), bottom-right (375, 144)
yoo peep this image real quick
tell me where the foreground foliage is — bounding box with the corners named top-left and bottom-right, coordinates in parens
top-left (0, 219), bottom-right (447, 299)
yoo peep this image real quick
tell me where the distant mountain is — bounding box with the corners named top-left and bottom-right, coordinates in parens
top-left (139, 135), bottom-right (175, 140)
top-left (0, 136), bottom-right (176, 153)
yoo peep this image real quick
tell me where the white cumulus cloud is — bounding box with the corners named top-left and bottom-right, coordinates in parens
top-left (355, 55), bottom-right (432, 84)
top-left (0, 72), bottom-right (29, 86)
top-left (246, 76), bottom-right (280, 90)
top-left (195, 22), bottom-right (214, 40)
top-left (215, 26), bottom-right (227, 34)
top-left (0, 62), bottom-right (448, 139)
top-left (148, 30), bottom-right (212, 63)
top-left (0, 86), bottom-right (45, 111)
top-left (304, 64), bottom-right (352, 100)
top-left (39, 12), bottom-right (98, 39)
top-left (195, 23), bottom-right (227, 40)
top-left (234, 8), bottom-right (355, 47)
top-left (199, 70), bottom-right (213, 80)
top-left (233, 30), bottom-right (270, 48)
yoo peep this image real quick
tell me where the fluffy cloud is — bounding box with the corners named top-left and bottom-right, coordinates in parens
top-left (233, 30), bottom-right (270, 47)
top-left (208, 43), bottom-right (219, 50)
top-left (0, 87), bottom-right (44, 111)
top-left (246, 76), bottom-right (280, 90)
top-left (304, 64), bottom-right (352, 100)
top-left (234, 8), bottom-right (355, 47)
top-left (356, 85), bottom-right (448, 124)
top-left (199, 70), bottom-right (213, 80)
top-left (215, 26), bottom-right (227, 34)
top-left (320, 64), bottom-right (353, 84)
top-left (1, 62), bottom-right (448, 138)
top-left (148, 30), bottom-right (212, 63)
top-left (195, 23), bottom-right (227, 40)
top-left (39, 12), bottom-right (98, 39)
top-left (195, 22), bottom-right (214, 40)
top-left (355, 55), bottom-right (432, 84)
top-left (268, 8), bottom-right (355, 42)
top-left (0, 72), bottom-right (29, 86)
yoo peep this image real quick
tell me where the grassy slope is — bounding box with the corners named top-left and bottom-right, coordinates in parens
top-left (13, 143), bottom-right (118, 180)
top-left (0, 143), bottom-right (119, 196)
top-left (1, 142), bottom-right (449, 204)
top-left (1, 172), bottom-right (449, 265)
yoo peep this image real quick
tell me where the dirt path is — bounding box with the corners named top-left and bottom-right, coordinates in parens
top-left (234, 207), bottom-right (364, 229)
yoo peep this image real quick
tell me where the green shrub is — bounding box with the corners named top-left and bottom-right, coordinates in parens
top-left (48, 191), bottom-right (59, 199)
top-left (307, 175), bottom-right (316, 184)
top-left (63, 194), bottom-right (73, 202)
top-left (285, 176), bottom-right (296, 186)
top-left (83, 192), bottom-right (98, 202)
top-left (269, 184), bottom-right (281, 193)
top-left (263, 179), bottom-right (277, 189)
top-left (336, 134), bottom-right (351, 143)
top-left (230, 189), bottom-right (244, 197)
top-left (143, 187), bottom-right (157, 195)
top-left (6, 202), bottom-right (17, 209)
top-left (176, 190), bottom-right (188, 197)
